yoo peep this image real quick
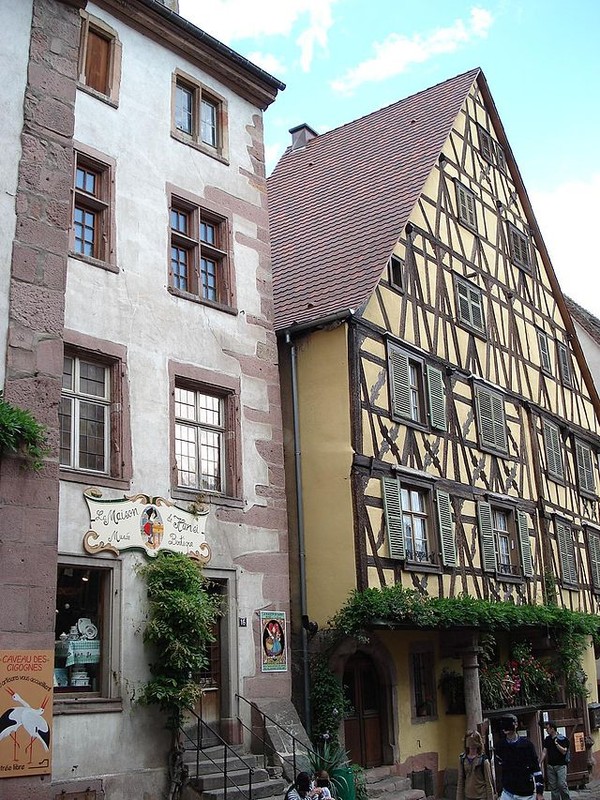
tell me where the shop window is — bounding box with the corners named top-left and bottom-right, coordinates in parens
top-left (410, 646), bottom-right (437, 720)
top-left (54, 559), bottom-right (120, 704)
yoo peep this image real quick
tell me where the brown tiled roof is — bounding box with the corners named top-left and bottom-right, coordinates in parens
top-left (565, 296), bottom-right (600, 345)
top-left (268, 68), bottom-right (481, 331)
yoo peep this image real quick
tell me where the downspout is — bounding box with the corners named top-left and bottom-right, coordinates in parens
top-left (286, 330), bottom-right (311, 733)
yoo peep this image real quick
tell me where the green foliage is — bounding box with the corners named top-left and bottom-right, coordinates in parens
top-left (554, 630), bottom-right (589, 700)
top-left (438, 668), bottom-right (465, 713)
top-left (480, 642), bottom-right (555, 709)
top-left (330, 586), bottom-right (600, 641)
top-left (306, 740), bottom-right (350, 798)
top-left (138, 552), bottom-right (222, 729)
top-left (350, 763), bottom-right (368, 800)
top-left (310, 655), bottom-right (351, 747)
top-left (0, 392), bottom-right (48, 471)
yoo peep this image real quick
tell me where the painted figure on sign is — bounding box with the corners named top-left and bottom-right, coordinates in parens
top-left (263, 620), bottom-right (284, 658)
top-left (141, 505), bottom-right (164, 550)
top-left (0, 688), bottom-right (50, 763)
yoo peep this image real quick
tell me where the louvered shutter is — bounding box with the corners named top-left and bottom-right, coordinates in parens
top-left (543, 421), bottom-right (564, 479)
top-left (537, 331), bottom-right (551, 373)
top-left (457, 280), bottom-right (471, 325)
top-left (436, 491), bottom-right (455, 567)
top-left (382, 477), bottom-right (405, 559)
top-left (479, 128), bottom-right (493, 162)
top-left (576, 441), bottom-right (596, 493)
top-left (588, 530), bottom-right (600, 591)
top-left (556, 520), bottom-right (577, 585)
top-left (557, 342), bottom-right (572, 386)
top-left (491, 393), bottom-right (507, 452)
top-left (469, 285), bottom-right (484, 331)
top-left (478, 501), bottom-right (496, 572)
top-left (389, 347), bottom-right (411, 420)
top-left (517, 510), bottom-right (533, 577)
top-left (476, 389), bottom-right (495, 449)
top-left (426, 366), bottom-right (447, 431)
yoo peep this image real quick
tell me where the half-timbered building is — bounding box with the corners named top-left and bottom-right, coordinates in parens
top-left (269, 68), bottom-right (600, 792)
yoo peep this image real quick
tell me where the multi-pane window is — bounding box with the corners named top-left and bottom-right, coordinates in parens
top-left (175, 386), bottom-right (225, 493)
top-left (537, 330), bottom-right (552, 373)
top-left (475, 386), bottom-right (507, 453)
top-left (456, 182), bottom-right (477, 231)
top-left (575, 440), bottom-right (596, 494)
top-left (388, 344), bottom-right (446, 430)
top-left (557, 341), bottom-right (572, 387)
top-left (411, 648), bottom-right (437, 719)
top-left (73, 153), bottom-right (111, 262)
top-left (381, 478), bottom-right (455, 567)
top-left (478, 502), bottom-right (533, 578)
top-left (455, 277), bottom-right (484, 333)
top-left (60, 355), bottom-right (109, 473)
top-left (173, 74), bottom-right (225, 156)
top-left (170, 199), bottom-right (228, 304)
top-left (78, 14), bottom-right (121, 103)
top-left (543, 420), bottom-right (564, 480)
top-left (507, 223), bottom-right (532, 272)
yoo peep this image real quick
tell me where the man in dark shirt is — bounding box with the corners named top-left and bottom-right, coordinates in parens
top-left (495, 714), bottom-right (544, 800)
top-left (541, 720), bottom-right (571, 800)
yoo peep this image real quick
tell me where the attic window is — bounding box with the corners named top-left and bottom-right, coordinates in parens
top-left (455, 182), bottom-right (477, 231)
top-left (388, 255), bottom-right (404, 291)
top-left (478, 127), bottom-right (494, 163)
top-left (507, 223), bottom-right (531, 272)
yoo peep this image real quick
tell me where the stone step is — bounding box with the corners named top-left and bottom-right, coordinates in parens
top-left (374, 791), bottom-right (425, 800)
top-left (182, 749), bottom-right (260, 772)
top-left (191, 767), bottom-right (270, 789)
top-left (188, 777), bottom-right (287, 800)
top-left (367, 776), bottom-right (414, 797)
top-left (365, 766), bottom-right (395, 784)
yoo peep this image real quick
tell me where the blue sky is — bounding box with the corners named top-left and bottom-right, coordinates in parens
top-left (178, 0), bottom-right (600, 317)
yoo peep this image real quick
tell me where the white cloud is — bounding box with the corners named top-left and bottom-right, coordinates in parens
top-left (331, 6), bottom-right (493, 94)
top-left (531, 173), bottom-right (600, 317)
top-left (246, 52), bottom-right (286, 77)
top-left (178, 0), bottom-right (336, 70)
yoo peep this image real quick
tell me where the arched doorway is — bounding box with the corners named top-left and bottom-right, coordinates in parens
top-left (343, 652), bottom-right (383, 767)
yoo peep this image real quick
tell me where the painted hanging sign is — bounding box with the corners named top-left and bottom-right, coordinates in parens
top-left (260, 611), bottom-right (287, 672)
top-left (0, 650), bottom-right (53, 778)
top-left (83, 490), bottom-right (211, 562)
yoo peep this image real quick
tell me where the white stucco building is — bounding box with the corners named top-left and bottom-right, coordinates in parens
top-left (0, 1), bottom-right (290, 797)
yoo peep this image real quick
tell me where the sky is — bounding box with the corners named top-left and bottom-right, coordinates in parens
top-left (178, 0), bottom-right (600, 318)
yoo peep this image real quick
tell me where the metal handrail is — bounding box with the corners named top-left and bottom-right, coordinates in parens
top-left (181, 708), bottom-right (255, 800)
top-left (236, 693), bottom-right (318, 778)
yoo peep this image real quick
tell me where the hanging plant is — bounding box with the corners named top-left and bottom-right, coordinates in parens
top-left (310, 654), bottom-right (351, 747)
top-left (138, 551), bottom-right (222, 800)
top-left (0, 392), bottom-right (48, 471)
top-left (438, 668), bottom-right (465, 714)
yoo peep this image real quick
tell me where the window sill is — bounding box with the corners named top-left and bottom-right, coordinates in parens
top-left (168, 286), bottom-right (237, 316)
top-left (459, 323), bottom-right (487, 340)
top-left (170, 130), bottom-right (229, 166)
top-left (171, 487), bottom-right (244, 509)
top-left (77, 82), bottom-right (119, 109)
top-left (54, 696), bottom-right (122, 715)
top-left (411, 714), bottom-right (438, 724)
top-left (60, 468), bottom-right (131, 491)
top-left (69, 251), bottom-right (119, 274)
top-left (404, 560), bottom-right (441, 574)
top-left (494, 571), bottom-right (524, 585)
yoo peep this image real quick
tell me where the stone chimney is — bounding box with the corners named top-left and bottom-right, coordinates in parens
top-left (289, 124), bottom-right (318, 151)
top-left (157, 0), bottom-right (180, 12)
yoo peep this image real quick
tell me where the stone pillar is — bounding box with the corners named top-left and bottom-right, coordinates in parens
top-left (462, 648), bottom-right (483, 731)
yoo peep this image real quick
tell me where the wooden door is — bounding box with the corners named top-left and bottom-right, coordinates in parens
top-left (343, 653), bottom-right (383, 767)
top-left (549, 707), bottom-right (589, 789)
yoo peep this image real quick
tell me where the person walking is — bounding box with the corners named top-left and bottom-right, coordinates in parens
top-left (456, 729), bottom-right (496, 800)
top-left (495, 714), bottom-right (544, 800)
top-left (541, 720), bottom-right (571, 800)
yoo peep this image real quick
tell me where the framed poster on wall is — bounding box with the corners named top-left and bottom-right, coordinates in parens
top-left (260, 611), bottom-right (287, 672)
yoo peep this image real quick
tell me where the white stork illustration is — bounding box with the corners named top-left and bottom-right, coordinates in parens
top-left (0, 688), bottom-right (50, 763)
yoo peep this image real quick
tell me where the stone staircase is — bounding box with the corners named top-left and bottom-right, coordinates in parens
top-left (364, 766), bottom-right (426, 800)
top-left (181, 743), bottom-right (287, 800)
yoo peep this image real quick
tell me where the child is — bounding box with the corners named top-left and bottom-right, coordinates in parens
top-left (456, 730), bottom-right (496, 800)
top-left (311, 770), bottom-right (332, 800)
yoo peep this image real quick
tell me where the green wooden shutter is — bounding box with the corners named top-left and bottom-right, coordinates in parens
top-left (389, 347), bottom-right (411, 420)
top-left (476, 388), bottom-right (495, 449)
top-left (436, 490), bottom-right (455, 567)
top-left (537, 331), bottom-right (551, 373)
top-left (556, 520), bottom-right (577, 585)
top-left (382, 476), bottom-right (405, 559)
top-left (588, 530), bottom-right (600, 591)
top-left (543, 421), bottom-right (564, 479)
top-left (576, 441), bottom-right (596, 493)
top-left (426, 365), bottom-right (447, 431)
top-left (517, 510), bottom-right (533, 577)
top-left (477, 501), bottom-right (496, 572)
top-left (557, 342), bottom-right (572, 386)
top-left (456, 280), bottom-right (471, 325)
top-left (468, 285), bottom-right (484, 331)
top-left (491, 392), bottom-right (507, 452)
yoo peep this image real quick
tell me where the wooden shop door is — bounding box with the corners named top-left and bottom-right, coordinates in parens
top-left (343, 653), bottom-right (383, 767)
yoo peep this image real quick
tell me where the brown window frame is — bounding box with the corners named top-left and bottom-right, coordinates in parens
top-left (60, 331), bottom-right (132, 490)
top-left (171, 70), bottom-right (229, 162)
top-left (77, 11), bottom-right (121, 106)
top-left (71, 146), bottom-right (116, 271)
top-left (168, 188), bottom-right (234, 310)
top-left (169, 362), bottom-right (242, 504)
top-left (410, 644), bottom-right (438, 721)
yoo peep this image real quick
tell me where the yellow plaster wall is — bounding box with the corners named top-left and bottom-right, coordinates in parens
top-left (296, 325), bottom-right (356, 625)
